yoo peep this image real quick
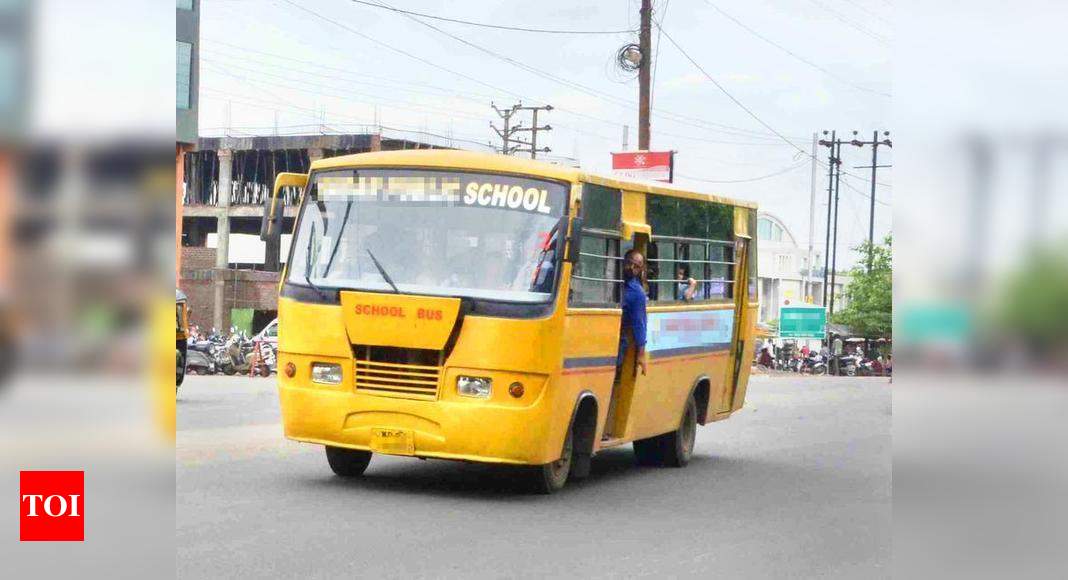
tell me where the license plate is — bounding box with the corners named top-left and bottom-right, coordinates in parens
top-left (370, 428), bottom-right (414, 456)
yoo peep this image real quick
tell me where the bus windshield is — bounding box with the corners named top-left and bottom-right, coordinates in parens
top-left (287, 168), bottom-right (570, 303)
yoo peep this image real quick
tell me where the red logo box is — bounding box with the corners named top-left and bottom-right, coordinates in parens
top-left (19, 471), bottom-right (84, 542)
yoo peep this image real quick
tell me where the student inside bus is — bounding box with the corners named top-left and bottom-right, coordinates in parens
top-left (675, 265), bottom-right (698, 301)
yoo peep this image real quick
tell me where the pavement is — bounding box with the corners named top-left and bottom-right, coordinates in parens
top-left (177, 373), bottom-right (891, 579)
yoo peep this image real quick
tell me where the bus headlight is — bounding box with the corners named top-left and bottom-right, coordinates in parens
top-left (311, 362), bottom-right (343, 384)
top-left (457, 376), bottom-right (492, 398)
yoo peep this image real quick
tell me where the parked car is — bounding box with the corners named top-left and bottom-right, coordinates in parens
top-left (254, 318), bottom-right (278, 347)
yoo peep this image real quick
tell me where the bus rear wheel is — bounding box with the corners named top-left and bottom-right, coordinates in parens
top-left (632, 394), bottom-right (697, 468)
top-left (663, 395), bottom-right (698, 467)
top-left (531, 428), bottom-right (572, 494)
top-left (325, 446), bottom-right (372, 477)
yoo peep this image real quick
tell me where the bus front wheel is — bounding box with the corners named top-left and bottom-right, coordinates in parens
top-left (325, 446), bottom-right (372, 477)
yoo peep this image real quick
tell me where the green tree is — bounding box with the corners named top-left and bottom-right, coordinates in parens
top-left (833, 235), bottom-right (892, 338)
top-left (992, 245), bottom-right (1068, 356)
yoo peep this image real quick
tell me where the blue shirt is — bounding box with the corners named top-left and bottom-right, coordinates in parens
top-left (618, 277), bottom-right (648, 364)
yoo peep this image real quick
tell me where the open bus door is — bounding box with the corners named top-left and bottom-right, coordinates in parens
top-left (722, 234), bottom-right (752, 413)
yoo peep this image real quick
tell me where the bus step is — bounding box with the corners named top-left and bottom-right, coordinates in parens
top-left (598, 436), bottom-right (627, 449)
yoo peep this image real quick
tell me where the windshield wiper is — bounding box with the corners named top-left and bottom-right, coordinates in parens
top-left (303, 272), bottom-right (327, 299)
top-left (302, 223), bottom-right (328, 299)
top-left (322, 200), bottom-right (353, 277)
top-left (366, 249), bottom-right (400, 294)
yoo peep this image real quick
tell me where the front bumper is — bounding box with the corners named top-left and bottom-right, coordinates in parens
top-left (278, 383), bottom-right (557, 465)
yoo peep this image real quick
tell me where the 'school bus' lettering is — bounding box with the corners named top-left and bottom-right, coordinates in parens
top-left (463, 182), bottom-right (553, 214)
top-left (353, 305), bottom-right (444, 320)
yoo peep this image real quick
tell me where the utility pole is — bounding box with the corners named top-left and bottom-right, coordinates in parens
top-left (491, 102), bottom-right (519, 154)
top-left (818, 131), bottom-right (838, 308)
top-left (638, 0), bottom-right (652, 149)
top-left (806, 132), bottom-right (817, 303)
top-left (849, 130), bottom-right (892, 270)
top-left (513, 105), bottom-right (553, 159)
top-left (491, 102), bottom-right (552, 158)
top-left (829, 143), bottom-right (842, 319)
top-left (818, 131), bottom-right (844, 355)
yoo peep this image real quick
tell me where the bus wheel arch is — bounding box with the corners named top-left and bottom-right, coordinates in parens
top-left (690, 376), bottom-right (711, 426)
top-left (568, 392), bottom-right (598, 480)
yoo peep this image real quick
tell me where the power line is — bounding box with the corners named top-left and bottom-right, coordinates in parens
top-left (650, 0), bottom-right (670, 112)
top-left (350, 0), bottom-right (636, 35)
top-left (203, 39), bottom-right (503, 101)
top-left (837, 0), bottom-right (893, 26)
top-left (203, 47), bottom-right (776, 153)
top-left (677, 160), bottom-right (808, 183)
top-left (801, 0), bottom-right (891, 45)
top-left (653, 21), bottom-right (810, 157)
top-left (840, 174), bottom-right (891, 207)
top-left (657, 19), bottom-right (892, 211)
top-left (702, 0), bottom-right (891, 98)
top-left (201, 58), bottom-right (490, 124)
top-left (276, 0), bottom-right (533, 103)
top-left (348, 0), bottom-right (803, 142)
top-left (202, 41), bottom-right (794, 149)
top-left (651, 20), bottom-right (894, 207)
top-left (199, 89), bottom-right (496, 149)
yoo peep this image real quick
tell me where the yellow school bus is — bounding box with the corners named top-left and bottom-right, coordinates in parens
top-left (263, 150), bottom-right (757, 493)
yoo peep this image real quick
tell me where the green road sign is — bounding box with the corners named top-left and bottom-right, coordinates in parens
top-left (779, 306), bottom-right (826, 339)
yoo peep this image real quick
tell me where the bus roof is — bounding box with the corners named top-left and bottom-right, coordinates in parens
top-left (312, 149), bottom-right (758, 210)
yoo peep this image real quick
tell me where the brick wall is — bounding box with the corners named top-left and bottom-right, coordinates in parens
top-left (181, 246), bottom-right (217, 271)
top-left (179, 268), bottom-right (281, 332)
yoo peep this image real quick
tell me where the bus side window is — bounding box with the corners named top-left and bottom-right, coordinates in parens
top-left (569, 183), bottom-right (623, 308)
top-left (647, 193), bottom-right (736, 304)
top-left (570, 234), bottom-right (621, 306)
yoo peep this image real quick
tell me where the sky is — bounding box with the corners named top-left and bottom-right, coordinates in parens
top-left (197, 0), bottom-right (893, 268)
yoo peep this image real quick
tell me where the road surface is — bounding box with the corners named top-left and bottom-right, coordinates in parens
top-left (177, 373), bottom-right (890, 578)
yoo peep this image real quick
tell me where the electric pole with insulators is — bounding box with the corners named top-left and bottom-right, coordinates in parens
top-left (848, 130), bottom-right (892, 271)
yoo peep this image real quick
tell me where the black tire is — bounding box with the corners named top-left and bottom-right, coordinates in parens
top-left (530, 427), bottom-right (573, 494)
top-left (632, 394), bottom-right (698, 468)
top-left (662, 395), bottom-right (698, 468)
top-left (633, 436), bottom-right (663, 466)
top-left (325, 446), bottom-right (372, 477)
top-left (222, 364), bottom-right (236, 376)
top-left (176, 350), bottom-right (185, 388)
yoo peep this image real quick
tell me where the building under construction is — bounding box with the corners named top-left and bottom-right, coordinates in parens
top-left (179, 132), bottom-right (448, 335)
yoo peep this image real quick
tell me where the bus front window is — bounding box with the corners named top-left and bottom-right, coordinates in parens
top-left (287, 169), bottom-right (569, 303)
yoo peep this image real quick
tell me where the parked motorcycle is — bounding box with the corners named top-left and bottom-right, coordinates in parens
top-left (217, 332), bottom-right (272, 377)
top-left (834, 355), bottom-right (860, 377)
top-left (254, 339), bottom-right (276, 375)
top-left (800, 354), bottom-right (828, 375)
top-left (858, 357), bottom-right (888, 377)
top-left (185, 347), bottom-right (216, 375)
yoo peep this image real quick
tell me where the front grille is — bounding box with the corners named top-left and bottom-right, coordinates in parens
top-left (354, 346), bottom-right (443, 399)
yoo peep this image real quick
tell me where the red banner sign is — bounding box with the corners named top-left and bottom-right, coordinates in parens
top-left (611, 151), bottom-right (674, 182)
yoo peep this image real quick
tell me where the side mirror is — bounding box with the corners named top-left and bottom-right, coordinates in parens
top-left (565, 217), bottom-right (584, 263)
top-left (261, 172), bottom-right (308, 241)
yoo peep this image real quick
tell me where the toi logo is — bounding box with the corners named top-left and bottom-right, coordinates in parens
top-left (19, 471), bottom-right (84, 542)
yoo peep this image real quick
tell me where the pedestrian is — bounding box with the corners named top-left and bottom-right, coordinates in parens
top-left (606, 248), bottom-right (648, 439)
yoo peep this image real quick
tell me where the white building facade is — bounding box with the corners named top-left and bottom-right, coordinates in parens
top-left (756, 212), bottom-right (849, 325)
